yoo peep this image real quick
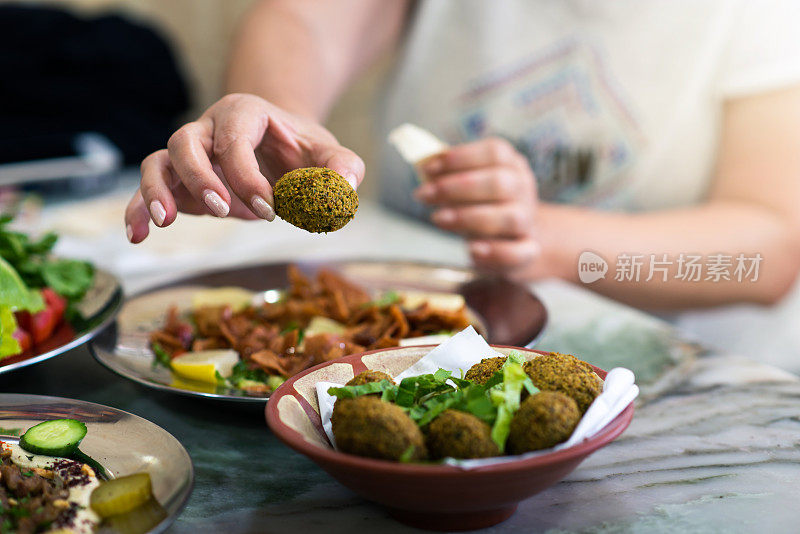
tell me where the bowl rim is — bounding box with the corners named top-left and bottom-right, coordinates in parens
top-left (266, 344), bottom-right (634, 475)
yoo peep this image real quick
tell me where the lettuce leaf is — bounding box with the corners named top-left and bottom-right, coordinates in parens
top-left (0, 305), bottom-right (22, 359)
top-left (327, 380), bottom-right (397, 400)
top-left (0, 256), bottom-right (44, 313)
top-left (488, 351), bottom-right (538, 450)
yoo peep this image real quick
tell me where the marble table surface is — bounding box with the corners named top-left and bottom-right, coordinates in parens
top-left (3, 185), bottom-right (800, 533)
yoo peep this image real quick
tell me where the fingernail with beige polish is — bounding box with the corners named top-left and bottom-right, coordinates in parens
top-left (203, 189), bottom-right (229, 217)
top-left (149, 200), bottom-right (166, 226)
top-left (432, 209), bottom-right (455, 225)
top-left (470, 242), bottom-right (491, 256)
top-left (251, 195), bottom-right (276, 221)
top-left (420, 157), bottom-right (443, 176)
top-left (126, 224), bottom-right (134, 243)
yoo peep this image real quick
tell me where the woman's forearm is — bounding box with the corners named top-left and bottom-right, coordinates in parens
top-left (225, 0), bottom-right (409, 120)
top-left (536, 201), bottom-right (800, 309)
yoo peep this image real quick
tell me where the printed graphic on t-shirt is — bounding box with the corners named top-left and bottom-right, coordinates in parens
top-left (455, 38), bottom-right (645, 206)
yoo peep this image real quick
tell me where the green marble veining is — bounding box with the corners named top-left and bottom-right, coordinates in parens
top-left (533, 281), bottom-right (698, 384)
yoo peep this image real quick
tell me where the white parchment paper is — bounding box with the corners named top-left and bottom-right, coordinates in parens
top-left (316, 326), bottom-right (638, 468)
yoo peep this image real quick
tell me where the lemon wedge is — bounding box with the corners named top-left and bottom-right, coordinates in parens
top-left (304, 316), bottom-right (346, 337)
top-left (169, 376), bottom-right (218, 394)
top-left (170, 350), bottom-right (238, 384)
top-left (191, 287), bottom-right (254, 311)
top-left (396, 290), bottom-right (465, 312)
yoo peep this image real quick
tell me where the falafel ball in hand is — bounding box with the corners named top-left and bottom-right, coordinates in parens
top-left (274, 167), bottom-right (358, 233)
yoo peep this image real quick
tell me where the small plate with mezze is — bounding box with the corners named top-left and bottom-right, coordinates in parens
top-left (89, 260), bottom-right (547, 403)
top-left (0, 215), bottom-right (123, 376)
top-left (0, 394), bottom-right (193, 534)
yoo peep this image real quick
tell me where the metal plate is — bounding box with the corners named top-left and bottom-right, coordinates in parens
top-left (90, 260), bottom-right (547, 403)
top-left (0, 393), bottom-right (193, 533)
top-left (0, 268), bottom-right (123, 375)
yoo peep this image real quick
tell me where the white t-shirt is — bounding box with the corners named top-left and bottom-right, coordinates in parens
top-left (378, 0), bottom-right (800, 217)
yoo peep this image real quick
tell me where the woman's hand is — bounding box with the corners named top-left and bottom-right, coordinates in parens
top-left (414, 137), bottom-right (540, 277)
top-left (124, 93), bottom-right (365, 243)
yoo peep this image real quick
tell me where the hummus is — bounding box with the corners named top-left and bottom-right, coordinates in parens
top-left (2, 441), bottom-right (101, 533)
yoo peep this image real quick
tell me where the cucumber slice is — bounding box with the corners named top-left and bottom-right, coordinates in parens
top-left (73, 448), bottom-right (109, 479)
top-left (19, 418), bottom-right (87, 456)
top-left (91, 472), bottom-right (153, 518)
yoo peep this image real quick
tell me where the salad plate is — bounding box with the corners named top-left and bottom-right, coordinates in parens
top-left (1, 215), bottom-right (124, 375)
top-left (0, 393), bottom-right (194, 533)
top-left (90, 260), bottom-right (547, 403)
top-left (0, 267), bottom-right (123, 375)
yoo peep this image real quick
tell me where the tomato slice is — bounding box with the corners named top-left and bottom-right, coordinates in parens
top-left (41, 288), bottom-right (67, 317)
top-left (14, 289), bottom-right (66, 345)
top-left (13, 328), bottom-right (32, 353)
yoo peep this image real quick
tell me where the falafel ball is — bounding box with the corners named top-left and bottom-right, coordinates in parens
top-left (524, 352), bottom-right (602, 413)
top-left (274, 167), bottom-right (358, 233)
top-left (464, 356), bottom-right (507, 385)
top-left (507, 391), bottom-right (580, 454)
top-left (426, 410), bottom-right (499, 460)
top-left (346, 370), bottom-right (394, 386)
top-left (332, 396), bottom-right (427, 461)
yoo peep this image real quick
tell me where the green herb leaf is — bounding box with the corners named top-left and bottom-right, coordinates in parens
top-left (40, 259), bottom-right (94, 300)
top-left (280, 321), bottom-right (300, 335)
top-left (151, 343), bottom-right (172, 369)
top-left (327, 380), bottom-right (397, 400)
top-left (215, 370), bottom-right (227, 385)
top-left (229, 360), bottom-right (270, 384)
top-left (0, 216), bottom-right (93, 305)
top-left (399, 445), bottom-right (417, 463)
top-left (369, 290), bottom-right (400, 308)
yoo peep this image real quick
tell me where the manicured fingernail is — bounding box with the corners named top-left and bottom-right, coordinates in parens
top-left (126, 224), bottom-right (134, 243)
top-left (414, 184), bottom-right (435, 202)
top-left (471, 242), bottom-right (491, 256)
top-left (203, 189), bottom-right (229, 217)
top-left (432, 209), bottom-right (455, 225)
top-left (420, 156), bottom-right (443, 176)
top-left (251, 195), bottom-right (276, 221)
top-left (344, 174), bottom-right (358, 190)
top-left (149, 200), bottom-right (166, 226)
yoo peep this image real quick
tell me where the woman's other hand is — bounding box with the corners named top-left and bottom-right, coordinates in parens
top-left (414, 137), bottom-right (540, 277)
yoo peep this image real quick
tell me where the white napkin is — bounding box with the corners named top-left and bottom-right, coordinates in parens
top-left (316, 327), bottom-right (638, 469)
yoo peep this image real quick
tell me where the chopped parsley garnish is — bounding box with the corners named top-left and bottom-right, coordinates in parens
top-left (151, 343), bottom-right (172, 369)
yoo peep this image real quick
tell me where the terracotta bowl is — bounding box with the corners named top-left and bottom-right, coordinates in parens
top-left (265, 345), bottom-right (634, 531)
